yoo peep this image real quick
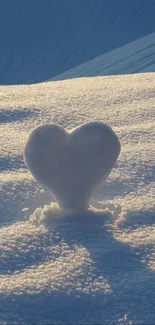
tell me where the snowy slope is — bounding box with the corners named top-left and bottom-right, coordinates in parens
top-left (49, 32), bottom-right (155, 81)
top-left (1, 0), bottom-right (155, 84)
top-left (1, 74), bottom-right (155, 324)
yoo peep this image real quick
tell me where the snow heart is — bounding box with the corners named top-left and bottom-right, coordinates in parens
top-left (24, 122), bottom-right (120, 213)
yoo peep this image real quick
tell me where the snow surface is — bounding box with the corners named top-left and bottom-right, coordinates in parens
top-left (49, 32), bottom-right (155, 81)
top-left (1, 74), bottom-right (155, 324)
top-left (1, 0), bottom-right (155, 84)
top-left (1, 1), bottom-right (155, 323)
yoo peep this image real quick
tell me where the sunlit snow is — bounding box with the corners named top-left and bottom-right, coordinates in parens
top-left (1, 73), bottom-right (155, 324)
top-left (1, 1), bottom-right (155, 324)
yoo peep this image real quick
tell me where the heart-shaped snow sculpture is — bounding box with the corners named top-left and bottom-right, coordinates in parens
top-left (24, 122), bottom-right (120, 212)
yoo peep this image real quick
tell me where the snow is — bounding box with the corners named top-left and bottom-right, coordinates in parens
top-left (1, 74), bottom-right (155, 324)
top-left (24, 122), bottom-right (120, 212)
top-left (49, 32), bottom-right (155, 81)
top-left (1, 1), bottom-right (155, 84)
top-left (1, 1), bottom-right (155, 323)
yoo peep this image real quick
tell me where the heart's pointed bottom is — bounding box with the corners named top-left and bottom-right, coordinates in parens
top-left (53, 193), bottom-right (89, 214)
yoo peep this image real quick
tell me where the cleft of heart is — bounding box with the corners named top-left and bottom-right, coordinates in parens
top-left (24, 122), bottom-right (121, 213)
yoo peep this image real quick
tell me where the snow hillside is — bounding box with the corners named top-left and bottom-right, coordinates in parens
top-left (1, 0), bottom-right (155, 85)
top-left (1, 73), bottom-right (155, 324)
top-left (49, 32), bottom-right (155, 81)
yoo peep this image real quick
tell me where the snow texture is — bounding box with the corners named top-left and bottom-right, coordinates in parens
top-left (1, 74), bottom-right (155, 324)
top-left (1, 1), bottom-right (155, 324)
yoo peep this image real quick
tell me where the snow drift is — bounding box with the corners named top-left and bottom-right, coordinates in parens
top-left (1, 73), bottom-right (155, 323)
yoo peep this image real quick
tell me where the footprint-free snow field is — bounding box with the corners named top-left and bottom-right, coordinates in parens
top-left (1, 74), bottom-right (155, 324)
